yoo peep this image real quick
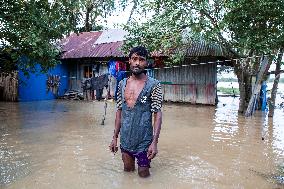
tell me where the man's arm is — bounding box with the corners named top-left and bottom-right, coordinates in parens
top-left (152, 111), bottom-right (162, 143)
top-left (109, 110), bottom-right (121, 153)
top-left (147, 83), bottom-right (163, 159)
top-left (113, 109), bottom-right (122, 139)
top-left (147, 111), bottom-right (162, 159)
top-left (109, 82), bottom-right (123, 153)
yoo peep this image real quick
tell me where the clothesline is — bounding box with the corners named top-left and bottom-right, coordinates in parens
top-left (152, 53), bottom-right (283, 70)
top-left (93, 52), bottom-right (283, 70)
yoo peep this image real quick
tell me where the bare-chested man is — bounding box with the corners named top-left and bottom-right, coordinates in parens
top-left (109, 46), bottom-right (163, 178)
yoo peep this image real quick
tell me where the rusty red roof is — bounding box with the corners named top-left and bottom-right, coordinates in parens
top-left (60, 32), bottom-right (102, 59)
top-left (60, 29), bottom-right (232, 60)
top-left (60, 29), bottom-right (127, 59)
top-left (90, 41), bottom-right (125, 57)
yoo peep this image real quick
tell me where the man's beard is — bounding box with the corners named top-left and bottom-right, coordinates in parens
top-left (131, 67), bottom-right (145, 75)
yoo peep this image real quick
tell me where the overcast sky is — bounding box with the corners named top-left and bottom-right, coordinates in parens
top-left (96, 1), bottom-right (153, 29)
top-left (102, 6), bottom-right (132, 28)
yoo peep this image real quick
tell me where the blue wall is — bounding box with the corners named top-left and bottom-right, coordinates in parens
top-left (18, 63), bottom-right (69, 101)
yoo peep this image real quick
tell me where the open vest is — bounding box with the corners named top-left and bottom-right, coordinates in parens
top-left (120, 76), bottom-right (159, 153)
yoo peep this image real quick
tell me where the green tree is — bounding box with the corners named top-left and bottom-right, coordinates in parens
top-left (78, 0), bottom-right (115, 32)
top-left (123, 0), bottom-right (284, 114)
top-left (0, 0), bottom-right (83, 74)
top-left (224, 0), bottom-right (284, 114)
top-left (0, 0), bottom-right (116, 74)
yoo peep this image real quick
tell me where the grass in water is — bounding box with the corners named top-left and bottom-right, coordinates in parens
top-left (217, 87), bottom-right (240, 95)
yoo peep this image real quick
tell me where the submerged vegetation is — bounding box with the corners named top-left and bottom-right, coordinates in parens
top-left (217, 87), bottom-right (240, 95)
top-left (218, 77), bottom-right (284, 83)
top-left (275, 165), bottom-right (284, 185)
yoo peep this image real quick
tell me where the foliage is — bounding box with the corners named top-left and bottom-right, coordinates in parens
top-left (0, 0), bottom-right (83, 74)
top-left (0, 50), bottom-right (16, 72)
top-left (224, 0), bottom-right (284, 54)
top-left (0, 0), bottom-right (117, 74)
top-left (77, 0), bottom-right (115, 32)
top-left (123, 0), bottom-right (284, 114)
top-left (217, 65), bottom-right (234, 74)
top-left (123, 0), bottom-right (284, 64)
top-left (122, 0), bottom-right (193, 64)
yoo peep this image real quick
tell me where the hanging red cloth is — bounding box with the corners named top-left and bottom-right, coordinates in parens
top-left (115, 61), bottom-right (126, 71)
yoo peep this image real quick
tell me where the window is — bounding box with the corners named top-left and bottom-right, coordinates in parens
top-left (84, 65), bottom-right (93, 78)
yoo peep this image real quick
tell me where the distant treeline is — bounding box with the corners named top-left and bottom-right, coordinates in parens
top-left (219, 77), bottom-right (284, 83)
top-left (268, 78), bottom-right (284, 83)
top-left (218, 78), bottom-right (238, 82)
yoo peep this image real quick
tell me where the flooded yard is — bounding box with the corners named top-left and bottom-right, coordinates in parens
top-left (0, 97), bottom-right (284, 189)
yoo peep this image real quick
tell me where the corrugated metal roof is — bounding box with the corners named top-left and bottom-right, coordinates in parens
top-left (152, 41), bottom-right (232, 58)
top-left (60, 31), bottom-right (103, 59)
top-left (93, 29), bottom-right (128, 45)
top-left (60, 29), bottom-right (126, 59)
top-left (185, 41), bottom-right (230, 57)
top-left (90, 41), bottom-right (125, 57)
top-left (60, 29), bottom-right (231, 60)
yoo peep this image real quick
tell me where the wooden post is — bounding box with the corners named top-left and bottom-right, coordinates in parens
top-left (268, 48), bottom-right (283, 117)
top-left (245, 56), bottom-right (270, 117)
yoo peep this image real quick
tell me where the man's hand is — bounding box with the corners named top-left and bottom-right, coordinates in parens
top-left (109, 138), bottom-right (118, 154)
top-left (147, 142), bottom-right (158, 159)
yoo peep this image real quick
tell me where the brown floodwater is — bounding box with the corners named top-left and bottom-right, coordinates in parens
top-left (0, 97), bottom-right (284, 189)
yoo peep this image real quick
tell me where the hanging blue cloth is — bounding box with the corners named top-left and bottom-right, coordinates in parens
top-left (260, 82), bottom-right (267, 111)
top-left (108, 60), bottom-right (117, 77)
top-left (117, 71), bottom-right (127, 82)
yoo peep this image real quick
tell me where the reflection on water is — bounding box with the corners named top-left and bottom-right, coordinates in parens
top-left (213, 96), bottom-right (284, 157)
top-left (0, 97), bottom-right (283, 189)
top-left (213, 97), bottom-right (239, 143)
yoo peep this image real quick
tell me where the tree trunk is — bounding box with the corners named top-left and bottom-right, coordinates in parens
top-left (237, 72), bottom-right (252, 113)
top-left (85, 4), bottom-right (94, 32)
top-left (268, 48), bottom-right (283, 117)
top-left (245, 56), bottom-right (272, 116)
top-left (235, 55), bottom-right (272, 115)
top-left (233, 50), bottom-right (254, 113)
top-left (127, 1), bottom-right (137, 24)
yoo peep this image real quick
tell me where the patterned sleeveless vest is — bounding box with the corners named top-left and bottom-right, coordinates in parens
top-left (120, 76), bottom-right (159, 153)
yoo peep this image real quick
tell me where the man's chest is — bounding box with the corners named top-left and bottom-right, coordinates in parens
top-left (124, 81), bottom-right (146, 106)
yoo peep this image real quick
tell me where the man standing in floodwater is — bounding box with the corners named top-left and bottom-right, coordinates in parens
top-left (109, 46), bottom-right (163, 178)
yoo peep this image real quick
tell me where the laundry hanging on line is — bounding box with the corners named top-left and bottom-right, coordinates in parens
top-left (91, 74), bottom-right (109, 91)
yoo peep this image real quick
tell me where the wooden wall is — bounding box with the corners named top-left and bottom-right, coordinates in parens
top-left (154, 63), bottom-right (217, 105)
top-left (0, 71), bottom-right (18, 101)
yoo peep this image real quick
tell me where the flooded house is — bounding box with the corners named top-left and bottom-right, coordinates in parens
top-left (0, 29), bottom-right (232, 104)
top-left (0, 29), bottom-right (128, 102)
top-left (59, 29), bottom-right (129, 99)
top-left (0, 48), bottom-right (69, 102)
top-left (60, 30), bottom-right (233, 105)
top-left (153, 41), bottom-right (233, 105)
